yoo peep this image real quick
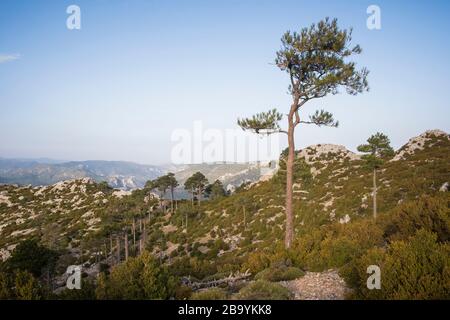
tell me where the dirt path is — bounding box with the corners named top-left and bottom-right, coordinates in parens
top-left (279, 269), bottom-right (351, 300)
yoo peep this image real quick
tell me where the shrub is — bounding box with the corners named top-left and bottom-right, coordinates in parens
top-left (242, 251), bottom-right (271, 274)
top-left (191, 287), bottom-right (228, 300)
top-left (343, 229), bottom-right (450, 300)
top-left (383, 195), bottom-right (450, 243)
top-left (57, 280), bottom-right (96, 300)
top-left (255, 266), bottom-right (304, 282)
top-left (0, 270), bottom-right (43, 300)
top-left (97, 252), bottom-right (177, 299)
top-left (232, 280), bottom-right (292, 300)
top-left (5, 239), bottom-right (58, 277)
top-left (291, 219), bottom-right (384, 271)
top-left (174, 284), bottom-right (192, 300)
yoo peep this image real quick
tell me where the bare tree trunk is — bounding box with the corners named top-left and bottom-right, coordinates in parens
top-left (139, 238), bottom-right (143, 255)
top-left (191, 188), bottom-right (194, 206)
top-left (243, 206), bottom-right (246, 231)
top-left (116, 236), bottom-right (120, 263)
top-left (109, 234), bottom-right (113, 255)
top-left (373, 168), bottom-right (377, 219)
top-left (103, 241), bottom-right (108, 260)
top-left (285, 116), bottom-right (295, 249)
top-left (139, 218), bottom-right (142, 233)
top-left (141, 226), bottom-right (147, 254)
top-left (170, 187), bottom-right (174, 212)
top-left (124, 233), bottom-right (129, 261)
top-left (160, 192), bottom-right (165, 213)
top-left (132, 219), bottom-right (136, 247)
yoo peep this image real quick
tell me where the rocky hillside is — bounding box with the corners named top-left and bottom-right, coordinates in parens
top-left (0, 178), bottom-right (113, 260)
top-left (0, 130), bottom-right (448, 297)
top-left (147, 129), bottom-right (449, 260)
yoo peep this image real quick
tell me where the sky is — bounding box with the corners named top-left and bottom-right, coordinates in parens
top-left (1, 0), bottom-right (449, 165)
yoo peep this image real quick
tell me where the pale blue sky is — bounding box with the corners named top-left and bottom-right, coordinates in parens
top-left (1, 0), bottom-right (449, 164)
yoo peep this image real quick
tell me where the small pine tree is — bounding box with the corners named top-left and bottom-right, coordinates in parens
top-left (184, 172), bottom-right (209, 206)
top-left (357, 132), bottom-right (394, 218)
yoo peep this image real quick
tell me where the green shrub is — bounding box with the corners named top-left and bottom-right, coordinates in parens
top-left (343, 229), bottom-right (450, 300)
top-left (57, 280), bottom-right (96, 300)
top-left (232, 280), bottom-right (292, 300)
top-left (4, 239), bottom-right (58, 277)
top-left (255, 266), bottom-right (304, 282)
top-left (191, 287), bottom-right (228, 300)
top-left (242, 251), bottom-right (271, 274)
top-left (291, 219), bottom-right (384, 271)
top-left (174, 284), bottom-right (192, 300)
top-left (0, 270), bottom-right (43, 300)
top-left (97, 252), bottom-right (177, 299)
top-left (383, 195), bottom-right (450, 243)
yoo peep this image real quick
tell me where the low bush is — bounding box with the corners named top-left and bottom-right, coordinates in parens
top-left (191, 287), bottom-right (228, 300)
top-left (232, 280), bottom-right (292, 300)
top-left (342, 229), bottom-right (450, 299)
top-left (383, 195), bottom-right (450, 243)
top-left (255, 266), bottom-right (304, 282)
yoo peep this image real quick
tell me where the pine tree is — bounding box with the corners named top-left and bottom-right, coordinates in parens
top-left (184, 172), bottom-right (209, 206)
top-left (238, 18), bottom-right (369, 248)
top-left (166, 172), bottom-right (179, 212)
top-left (205, 179), bottom-right (226, 200)
top-left (357, 132), bottom-right (394, 219)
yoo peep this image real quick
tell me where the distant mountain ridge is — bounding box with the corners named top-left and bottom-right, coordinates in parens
top-left (0, 158), bottom-right (273, 193)
top-left (0, 159), bottom-right (164, 189)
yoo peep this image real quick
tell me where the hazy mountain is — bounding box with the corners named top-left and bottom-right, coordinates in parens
top-left (0, 159), bottom-right (164, 189)
top-left (0, 158), bottom-right (274, 193)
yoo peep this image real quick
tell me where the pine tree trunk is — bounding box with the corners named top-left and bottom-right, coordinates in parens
top-left (285, 117), bottom-right (295, 249)
top-left (139, 218), bottom-right (142, 233)
top-left (124, 233), bottom-right (129, 261)
top-left (132, 219), bottom-right (136, 247)
top-left (141, 227), bottom-right (147, 254)
top-left (103, 242), bottom-right (108, 260)
top-left (116, 236), bottom-right (120, 263)
top-left (170, 187), bottom-right (174, 212)
top-left (160, 192), bottom-right (165, 213)
top-left (373, 168), bottom-right (377, 219)
top-left (243, 206), bottom-right (246, 230)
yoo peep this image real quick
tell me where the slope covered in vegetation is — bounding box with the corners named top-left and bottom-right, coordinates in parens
top-left (0, 130), bottom-right (448, 299)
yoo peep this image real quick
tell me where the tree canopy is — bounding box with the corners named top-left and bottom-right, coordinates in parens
top-left (357, 132), bottom-right (394, 169)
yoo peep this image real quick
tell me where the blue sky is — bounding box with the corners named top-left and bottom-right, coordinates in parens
top-left (1, 0), bottom-right (449, 164)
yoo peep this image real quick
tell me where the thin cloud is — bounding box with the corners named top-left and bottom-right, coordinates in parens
top-left (0, 54), bottom-right (20, 64)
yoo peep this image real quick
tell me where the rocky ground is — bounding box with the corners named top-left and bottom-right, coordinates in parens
top-left (279, 270), bottom-right (351, 300)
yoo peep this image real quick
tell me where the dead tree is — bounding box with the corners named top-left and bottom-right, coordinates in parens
top-left (124, 232), bottom-right (129, 261)
top-left (183, 270), bottom-right (252, 290)
top-left (116, 235), bottom-right (121, 263)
